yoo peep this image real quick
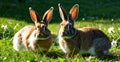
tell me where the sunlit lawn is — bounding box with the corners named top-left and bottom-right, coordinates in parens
top-left (0, 17), bottom-right (120, 62)
top-left (0, 0), bottom-right (120, 62)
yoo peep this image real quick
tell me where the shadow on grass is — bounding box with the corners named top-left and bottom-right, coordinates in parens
top-left (47, 51), bottom-right (64, 59)
top-left (98, 54), bottom-right (120, 61)
top-left (82, 53), bottom-right (120, 61)
top-left (46, 52), bottom-right (120, 61)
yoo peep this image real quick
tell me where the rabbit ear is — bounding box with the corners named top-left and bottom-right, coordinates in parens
top-left (29, 7), bottom-right (40, 23)
top-left (58, 3), bottom-right (67, 21)
top-left (42, 7), bottom-right (54, 22)
top-left (69, 4), bottom-right (79, 20)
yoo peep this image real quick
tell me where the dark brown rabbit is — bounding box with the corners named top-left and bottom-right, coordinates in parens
top-left (13, 7), bottom-right (54, 54)
top-left (58, 3), bottom-right (111, 57)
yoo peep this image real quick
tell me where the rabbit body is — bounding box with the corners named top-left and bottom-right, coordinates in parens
top-left (13, 7), bottom-right (53, 53)
top-left (58, 3), bottom-right (111, 57)
top-left (58, 27), bottom-right (111, 57)
top-left (13, 26), bottom-right (52, 52)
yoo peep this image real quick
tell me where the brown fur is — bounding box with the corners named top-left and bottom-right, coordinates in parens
top-left (13, 7), bottom-right (54, 54)
top-left (58, 3), bottom-right (111, 57)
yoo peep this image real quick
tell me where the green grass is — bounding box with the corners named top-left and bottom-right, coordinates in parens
top-left (0, 0), bottom-right (120, 62)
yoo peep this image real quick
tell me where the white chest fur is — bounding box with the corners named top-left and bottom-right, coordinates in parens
top-left (58, 36), bottom-right (70, 53)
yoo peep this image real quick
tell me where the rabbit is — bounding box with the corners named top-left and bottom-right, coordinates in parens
top-left (13, 7), bottom-right (54, 54)
top-left (58, 3), bottom-right (111, 57)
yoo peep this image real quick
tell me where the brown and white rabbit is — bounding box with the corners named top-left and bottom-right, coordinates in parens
top-left (13, 7), bottom-right (54, 54)
top-left (58, 3), bottom-right (111, 57)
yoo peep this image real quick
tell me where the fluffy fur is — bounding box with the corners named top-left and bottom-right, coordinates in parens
top-left (13, 7), bottom-right (54, 54)
top-left (58, 3), bottom-right (111, 57)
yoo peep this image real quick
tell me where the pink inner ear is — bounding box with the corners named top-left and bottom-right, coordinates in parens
top-left (71, 8), bottom-right (78, 20)
top-left (42, 7), bottom-right (53, 22)
top-left (46, 10), bottom-right (53, 21)
top-left (30, 9), bottom-right (37, 22)
top-left (70, 5), bottom-right (79, 20)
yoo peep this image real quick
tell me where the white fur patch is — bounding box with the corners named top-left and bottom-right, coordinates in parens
top-left (13, 39), bottom-right (20, 51)
top-left (28, 31), bottom-right (37, 51)
top-left (58, 36), bottom-right (70, 53)
top-left (13, 33), bottom-right (25, 51)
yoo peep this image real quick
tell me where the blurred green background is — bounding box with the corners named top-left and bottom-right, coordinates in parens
top-left (0, 0), bottom-right (120, 23)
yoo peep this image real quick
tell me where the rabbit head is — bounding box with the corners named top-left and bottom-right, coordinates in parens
top-left (58, 3), bottom-right (79, 39)
top-left (29, 7), bottom-right (53, 39)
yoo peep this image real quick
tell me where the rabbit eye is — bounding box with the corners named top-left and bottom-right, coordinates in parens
top-left (68, 23), bottom-right (72, 28)
top-left (42, 26), bottom-right (46, 30)
top-left (37, 26), bottom-right (40, 29)
top-left (43, 26), bottom-right (46, 29)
